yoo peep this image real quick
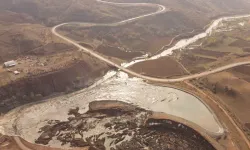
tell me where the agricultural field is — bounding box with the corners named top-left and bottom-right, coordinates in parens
top-left (129, 56), bottom-right (187, 78)
top-left (192, 65), bottom-right (250, 140)
top-left (2, 0), bottom-right (250, 149)
top-left (181, 18), bottom-right (250, 140)
top-left (174, 17), bottom-right (250, 73)
top-left (55, 0), bottom-right (250, 62)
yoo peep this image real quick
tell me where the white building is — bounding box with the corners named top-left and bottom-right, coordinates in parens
top-left (3, 60), bottom-right (17, 68)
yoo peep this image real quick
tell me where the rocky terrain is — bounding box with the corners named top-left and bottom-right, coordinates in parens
top-left (35, 101), bottom-right (217, 150)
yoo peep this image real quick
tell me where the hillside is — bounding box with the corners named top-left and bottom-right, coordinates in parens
top-left (0, 0), bottom-right (157, 62)
top-left (0, 0), bottom-right (156, 26)
top-left (57, 0), bottom-right (250, 60)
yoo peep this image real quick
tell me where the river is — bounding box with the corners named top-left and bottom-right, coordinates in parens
top-left (1, 13), bottom-right (250, 147)
top-left (0, 72), bottom-right (223, 145)
top-left (122, 14), bottom-right (250, 67)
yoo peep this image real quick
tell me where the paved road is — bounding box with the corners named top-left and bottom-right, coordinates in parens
top-left (52, 0), bottom-right (250, 83)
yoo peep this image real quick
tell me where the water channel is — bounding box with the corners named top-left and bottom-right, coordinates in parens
top-left (1, 13), bottom-right (250, 145)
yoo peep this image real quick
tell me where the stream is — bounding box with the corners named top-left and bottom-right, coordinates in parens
top-left (1, 12), bottom-right (250, 147)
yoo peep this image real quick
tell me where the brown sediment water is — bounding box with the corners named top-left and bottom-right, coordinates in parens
top-left (0, 72), bottom-right (224, 145)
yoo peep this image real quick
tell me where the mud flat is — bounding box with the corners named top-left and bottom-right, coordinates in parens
top-left (0, 72), bottom-right (224, 145)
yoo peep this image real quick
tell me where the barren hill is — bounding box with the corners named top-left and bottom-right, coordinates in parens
top-left (0, 0), bottom-right (156, 26)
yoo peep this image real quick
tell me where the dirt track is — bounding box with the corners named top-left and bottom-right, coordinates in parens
top-left (50, 0), bottom-right (250, 149)
top-left (2, 0), bottom-right (250, 150)
top-left (52, 0), bottom-right (250, 83)
top-left (53, 23), bottom-right (250, 83)
top-left (13, 137), bottom-right (31, 150)
top-left (185, 81), bottom-right (250, 149)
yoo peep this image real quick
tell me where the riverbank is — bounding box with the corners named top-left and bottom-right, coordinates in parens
top-left (0, 71), bottom-right (224, 144)
top-left (1, 101), bottom-right (223, 150)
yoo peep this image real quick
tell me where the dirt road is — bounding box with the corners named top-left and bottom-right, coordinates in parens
top-left (52, 23), bottom-right (250, 83)
top-left (52, 0), bottom-right (250, 83)
top-left (3, 0), bottom-right (250, 150)
top-left (185, 81), bottom-right (250, 150)
top-left (13, 137), bottom-right (31, 150)
top-left (52, 0), bottom-right (250, 149)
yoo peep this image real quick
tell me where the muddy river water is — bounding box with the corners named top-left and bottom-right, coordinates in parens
top-left (123, 14), bottom-right (250, 67)
top-left (0, 72), bottom-right (223, 143)
top-left (1, 14), bottom-right (250, 145)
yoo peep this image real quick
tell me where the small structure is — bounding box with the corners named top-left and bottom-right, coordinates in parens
top-left (13, 70), bottom-right (20, 75)
top-left (3, 60), bottom-right (17, 68)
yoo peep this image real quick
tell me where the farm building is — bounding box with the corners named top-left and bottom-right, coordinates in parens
top-left (3, 60), bottom-right (17, 68)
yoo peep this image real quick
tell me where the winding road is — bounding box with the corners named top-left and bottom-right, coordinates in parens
top-left (51, 0), bottom-right (250, 143)
top-left (10, 1), bottom-right (250, 149)
top-left (52, 0), bottom-right (250, 83)
top-left (54, 2), bottom-right (250, 148)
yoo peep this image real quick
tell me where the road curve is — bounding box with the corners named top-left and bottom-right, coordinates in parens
top-left (52, 0), bottom-right (250, 83)
top-left (7, 1), bottom-right (250, 150)
top-left (13, 136), bottom-right (32, 150)
top-left (185, 82), bottom-right (250, 149)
